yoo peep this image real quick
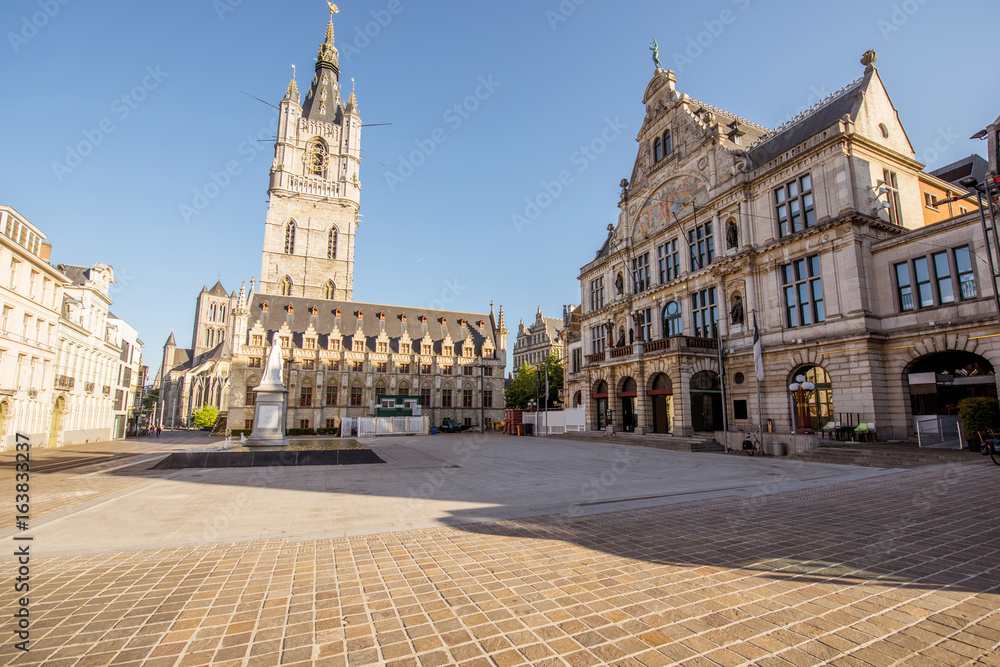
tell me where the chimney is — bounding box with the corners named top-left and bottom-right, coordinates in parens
top-left (40, 242), bottom-right (52, 262)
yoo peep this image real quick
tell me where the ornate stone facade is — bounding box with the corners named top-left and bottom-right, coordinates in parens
top-left (258, 15), bottom-right (360, 301)
top-left (512, 307), bottom-right (564, 373)
top-left (570, 55), bottom-right (1000, 442)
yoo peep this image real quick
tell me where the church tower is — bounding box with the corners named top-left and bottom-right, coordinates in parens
top-left (259, 8), bottom-right (361, 301)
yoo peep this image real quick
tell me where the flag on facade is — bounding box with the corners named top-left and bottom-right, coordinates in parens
top-left (753, 314), bottom-right (764, 381)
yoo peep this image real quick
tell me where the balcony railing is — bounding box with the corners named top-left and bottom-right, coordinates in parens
top-left (609, 345), bottom-right (633, 359)
top-left (584, 335), bottom-right (717, 367)
top-left (644, 339), bottom-right (670, 353)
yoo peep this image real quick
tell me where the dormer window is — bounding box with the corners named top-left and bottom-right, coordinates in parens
top-left (353, 339), bottom-right (365, 352)
top-left (443, 345), bottom-right (453, 356)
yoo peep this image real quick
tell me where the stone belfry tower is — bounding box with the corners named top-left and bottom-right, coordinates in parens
top-left (259, 7), bottom-right (361, 300)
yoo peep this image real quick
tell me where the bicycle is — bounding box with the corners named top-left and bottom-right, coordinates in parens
top-left (979, 432), bottom-right (1000, 466)
top-left (741, 427), bottom-right (762, 456)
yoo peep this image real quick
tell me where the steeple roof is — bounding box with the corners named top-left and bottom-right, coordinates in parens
top-left (302, 10), bottom-right (342, 122)
top-left (165, 332), bottom-right (176, 347)
top-left (208, 280), bottom-right (228, 297)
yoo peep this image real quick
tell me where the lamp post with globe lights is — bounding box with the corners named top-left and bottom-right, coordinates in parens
top-left (788, 374), bottom-right (815, 434)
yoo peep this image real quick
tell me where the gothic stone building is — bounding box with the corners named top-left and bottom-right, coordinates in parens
top-left (226, 293), bottom-right (507, 432)
top-left (571, 52), bottom-right (999, 443)
top-left (157, 13), bottom-right (508, 431)
top-left (512, 307), bottom-right (565, 373)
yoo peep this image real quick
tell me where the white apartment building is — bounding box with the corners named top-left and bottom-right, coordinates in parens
top-left (53, 263), bottom-right (121, 445)
top-left (108, 314), bottom-right (142, 438)
top-left (0, 206), bottom-right (67, 449)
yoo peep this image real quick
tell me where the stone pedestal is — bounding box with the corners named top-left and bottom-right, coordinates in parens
top-left (244, 389), bottom-right (289, 447)
top-left (245, 332), bottom-right (290, 447)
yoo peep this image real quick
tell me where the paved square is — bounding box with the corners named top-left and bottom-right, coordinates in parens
top-left (2, 434), bottom-right (998, 665)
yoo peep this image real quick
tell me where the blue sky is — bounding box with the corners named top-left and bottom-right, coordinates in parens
top-left (2, 0), bottom-right (997, 376)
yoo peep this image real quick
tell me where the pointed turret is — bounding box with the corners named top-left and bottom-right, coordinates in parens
top-left (235, 280), bottom-right (249, 313)
top-left (165, 332), bottom-right (177, 347)
top-left (284, 65), bottom-right (300, 105)
top-left (302, 9), bottom-right (342, 121)
top-left (345, 78), bottom-right (359, 116)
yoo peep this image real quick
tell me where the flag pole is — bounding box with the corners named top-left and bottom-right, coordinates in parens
top-left (753, 313), bottom-right (765, 433)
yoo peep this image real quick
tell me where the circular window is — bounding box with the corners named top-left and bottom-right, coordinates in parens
top-left (879, 123), bottom-right (889, 138)
top-left (734, 372), bottom-right (745, 385)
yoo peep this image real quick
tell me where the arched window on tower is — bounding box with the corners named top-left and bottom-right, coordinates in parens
top-left (284, 220), bottom-right (296, 255)
top-left (324, 280), bottom-right (336, 300)
top-left (280, 276), bottom-right (293, 297)
top-left (328, 228), bottom-right (338, 259)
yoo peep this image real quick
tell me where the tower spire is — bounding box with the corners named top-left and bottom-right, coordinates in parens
top-left (302, 6), bottom-right (342, 121)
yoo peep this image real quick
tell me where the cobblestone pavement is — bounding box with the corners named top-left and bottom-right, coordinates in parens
top-left (2, 461), bottom-right (998, 666)
top-left (0, 431), bottom-right (225, 519)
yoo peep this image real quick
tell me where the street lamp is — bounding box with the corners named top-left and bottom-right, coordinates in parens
top-left (788, 374), bottom-right (815, 434)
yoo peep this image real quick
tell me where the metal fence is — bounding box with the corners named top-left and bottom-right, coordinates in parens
top-left (914, 415), bottom-right (964, 449)
top-left (341, 416), bottom-right (428, 437)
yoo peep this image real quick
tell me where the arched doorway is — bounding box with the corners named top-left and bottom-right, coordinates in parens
top-left (907, 351), bottom-right (996, 445)
top-left (620, 377), bottom-right (637, 432)
top-left (789, 365), bottom-right (833, 432)
top-left (907, 351), bottom-right (996, 414)
top-left (690, 371), bottom-right (722, 432)
top-left (572, 391), bottom-right (582, 407)
top-left (48, 395), bottom-right (65, 448)
top-left (593, 380), bottom-right (608, 431)
top-left (649, 373), bottom-right (672, 433)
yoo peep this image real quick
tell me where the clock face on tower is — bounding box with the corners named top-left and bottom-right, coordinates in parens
top-left (308, 142), bottom-right (328, 176)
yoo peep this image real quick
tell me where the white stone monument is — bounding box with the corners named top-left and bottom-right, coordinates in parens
top-left (245, 332), bottom-right (290, 447)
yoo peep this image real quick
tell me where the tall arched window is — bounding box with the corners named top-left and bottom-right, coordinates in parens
top-left (328, 228), bottom-right (338, 259)
top-left (653, 137), bottom-right (663, 162)
top-left (663, 301), bottom-right (682, 337)
top-left (279, 276), bottom-right (293, 296)
top-left (284, 220), bottom-right (296, 255)
top-left (663, 129), bottom-right (672, 156)
top-left (323, 280), bottom-right (336, 300)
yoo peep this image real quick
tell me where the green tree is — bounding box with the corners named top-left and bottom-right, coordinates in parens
top-left (191, 405), bottom-right (220, 429)
top-left (504, 363), bottom-right (536, 409)
top-left (142, 387), bottom-right (159, 412)
top-left (957, 396), bottom-right (1000, 447)
top-left (503, 354), bottom-right (564, 409)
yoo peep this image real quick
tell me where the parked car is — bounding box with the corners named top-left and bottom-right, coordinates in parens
top-left (440, 418), bottom-right (462, 433)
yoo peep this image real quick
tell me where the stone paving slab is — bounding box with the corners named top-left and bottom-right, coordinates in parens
top-left (1, 435), bottom-right (897, 557)
top-left (1, 460), bottom-right (998, 666)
